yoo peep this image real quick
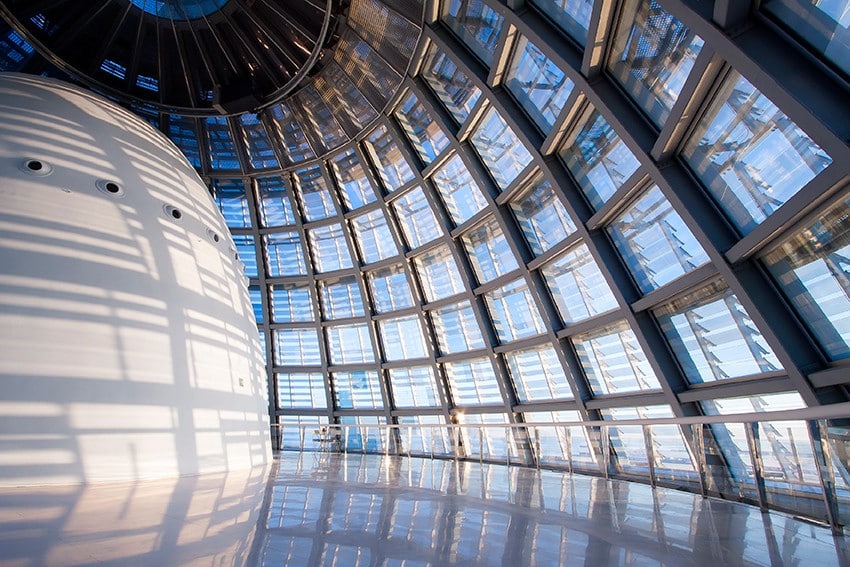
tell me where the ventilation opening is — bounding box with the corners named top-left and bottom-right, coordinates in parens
top-left (163, 204), bottom-right (183, 220)
top-left (20, 158), bottom-right (53, 176)
top-left (97, 179), bottom-right (126, 197)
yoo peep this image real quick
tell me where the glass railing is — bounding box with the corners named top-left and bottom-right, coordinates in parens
top-left (271, 403), bottom-right (850, 533)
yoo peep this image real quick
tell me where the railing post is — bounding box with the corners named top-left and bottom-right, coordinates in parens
top-left (744, 422), bottom-right (768, 513)
top-left (479, 427), bottom-right (483, 465)
top-left (643, 425), bottom-right (657, 489)
top-left (565, 426), bottom-right (573, 474)
top-left (808, 419), bottom-right (842, 533)
top-left (692, 424), bottom-right (708, 498)
top-left (601, 426), bottom-right (611, 480)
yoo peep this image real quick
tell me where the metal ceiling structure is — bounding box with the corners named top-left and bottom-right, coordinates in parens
top-left (0, 0), bottom-right (367, 115)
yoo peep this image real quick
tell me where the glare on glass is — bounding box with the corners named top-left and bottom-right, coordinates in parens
top-left (308, 223), bottom-right (354, 273)
top-left (265, 231), bottom-right (306, 276)
top-left (351, 209), bottom-right (398, 264)
top-left (294, 165), bottom-right (337, 221)
top-left (485, 279), bottom-right (547, 343)
top-left (291, 84), bottom-right (348, 154)
top-left (392, 186), bottom-right (443, 249)
top-left (319, 276), bottom-right (365, 319)
top-left (327, 323), bottom-right (375, 364)
top-left (379, 315), bottom-right (429, 360)
top-left (510, 173), bottom-right (576, 256)
top-left (268, 102), bottom-right (315, 164)
top-left (366, 264), bottom-right (415, 313)
top-left (413, 245), bottom-right (466, 302)
top-left (608, 0), bottom-right (704, 128)
top-left (444, 357), bottom-right (504, 405)
top-left (362, 124), bottom-right (415, 192)
top-left (431, 154), bottom-right (489, 225)
top-left (389, 366), bottom-right (441, 408)
top-left (238, 113), bottom-right (279, 169)
top-left (681, 71), bottom-right (832, 234)
top-left (257, 175), bottom-right (296, 227)
top-left (559, 108), bottom-right (641, 210)
top-left (397, 415), bottom-right (452, 455)
top-left (542, 243), bottom-right (618, 324)
top-left (572, 320), bottom-right (661, 395)
top-left (332, 370), bottom-right (383, 409)
top-left (278, 372), bottom-right (327, 409)
top-left (271, 284), bottom-right (314, 322)
top-left (506, 36), bottom-right (575, 131)
top-left (456, 413), bottom-right (515, 459)
top-left (469, 107), bottom-right (534, 191)
top-left (443, 0), bottom-right (505, 66)
top-left (394, 91), bottom-right (451, 165)
top-left (213, 178), bottom-right (251, 228)
top-left (329, 148), bottom-right (378, 211)
top-left (506, 345), bottom-right (574, 401)
top-left (607, 185), bottom-right (709, 293)
top-left (655, 279), bottom-right (782, 383)
top-left (274, 328), bottom-right (321, 366)
top-left (461, 216), bottom-right (519, 284)
top-left (421, 43), bottom-right (482, 124)
top-left (763, 0), bottom-right (850, 78)
top-left (430, 301), bottom-right (486, 354)
top-left (762, 192), bottom-right (850, 360)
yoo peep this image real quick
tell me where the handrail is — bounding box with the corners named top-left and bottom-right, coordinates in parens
top-left (270, 401), bottom-right (850, 429)
top-left (270, 408), bottom-right (850, 534)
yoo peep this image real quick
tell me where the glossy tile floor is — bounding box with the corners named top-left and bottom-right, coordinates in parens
top-left (1, 453), bottom-right (848, 566)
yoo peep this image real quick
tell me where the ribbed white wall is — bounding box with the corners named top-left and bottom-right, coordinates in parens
top-left (0, 74), bottom-right (270, 485)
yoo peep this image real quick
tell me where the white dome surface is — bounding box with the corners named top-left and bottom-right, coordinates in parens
top-left (0, 73), bottom-right (270, 485)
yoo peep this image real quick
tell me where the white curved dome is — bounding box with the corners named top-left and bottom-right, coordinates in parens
top-left (0, 73), bottom-right (270, 485)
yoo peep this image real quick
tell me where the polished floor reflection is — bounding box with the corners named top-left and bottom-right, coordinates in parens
top-left (1, 454), bottom-right (847, 566)
top-left (0, 466), bottom-right (271, 566)
top-left (258, 453), bottom-right (849, 566)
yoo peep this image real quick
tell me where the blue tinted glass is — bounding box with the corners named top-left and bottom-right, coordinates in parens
top-left (167, 115), bottom-right (202, 168)
top-left (444, 0), bottom-right (505, 66)
top-left (608, 185), bottom-right (709, 292)
top-left (131, 0), bottom-right (228, 19)
top-left (204, 116), bottom-right (240, 170)
top-left (249, 286), bottom-right (264, 323)
top-left (212, 179), bottom-right (251, 228)
top-left (257, 176), bottom-right (296, 227)
top-left (681, 72), bottom-right (832, 234)
top-left (233, 235), bottom-right (258, 278)
top-left (763, 193), bottom-right (850, 360)
top-left (238, 114), bottom-right (279, 170)
top-left (529, 0), bottom-right (594, 43)
top-left (0, 29), bottom-right (35, 71)
top-left (506, 37), bottom-right (575, 131)
top-left (265, 232), bottom-right (307, 276)
top-left (560, 109), bottom-right (641, 209)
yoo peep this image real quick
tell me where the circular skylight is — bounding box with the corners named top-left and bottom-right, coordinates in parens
top-left (130, 0), bottom-right (229, 20)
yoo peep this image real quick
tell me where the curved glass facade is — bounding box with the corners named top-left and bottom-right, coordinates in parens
top-left (3, 0), bottom-right (850, 524)
top-left (150, 0), bottom-right (850, 435)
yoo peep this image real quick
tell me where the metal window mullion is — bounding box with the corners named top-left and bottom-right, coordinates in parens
top-left (744, 421), bottom-right (769, 512)
top-left (807, 419), bottom-right (842, 533)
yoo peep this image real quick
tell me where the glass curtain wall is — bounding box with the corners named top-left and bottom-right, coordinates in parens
top-left (93, 0), bottom-right (850, 490)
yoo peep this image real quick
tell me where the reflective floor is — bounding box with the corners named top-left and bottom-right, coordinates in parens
top-left (1, 453), bottom-right (848, 566)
